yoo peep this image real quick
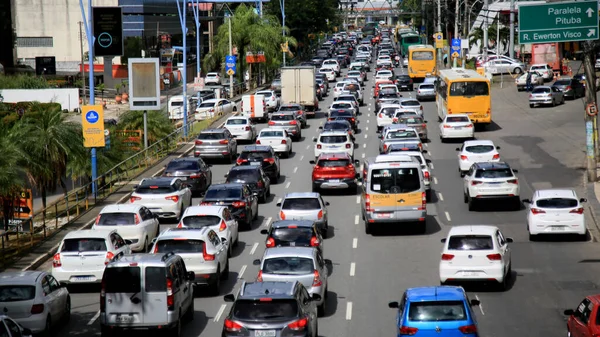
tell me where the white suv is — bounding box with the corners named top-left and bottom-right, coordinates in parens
top-left (130, 177), bottom-right (193, 221)
top-left (322, 59), bottom-right (341, 75)
top-left (313, 131), bottom-right (354, 160)
top-left (92, 204), bottom-right (160, 252)
top-left (319, 67), bottom-right (336, 82)
top-left (205, 72), bottom-right (221, 85)
top-left (333, 81), bottom-right (350, 98)
top-left (177, 205), bottom-right (239, 256)
top-left (463, 162), bottom-right (520, 211)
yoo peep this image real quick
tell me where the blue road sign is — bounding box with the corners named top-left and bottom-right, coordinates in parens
top-left (225, 55), bottom-right (237, 75)
top-left (85, 110), bottom-right (99, 124)
top-left (420, 25), bottom-right (425, 33)
top-left (451, 38), bottom-right (461, 58)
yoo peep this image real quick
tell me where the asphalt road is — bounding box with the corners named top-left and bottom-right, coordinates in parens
top-left (38, 59), bottom-right (600, 337)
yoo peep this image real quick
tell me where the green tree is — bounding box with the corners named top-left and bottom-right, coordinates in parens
top-left (117, 109), bottom-right (174, 144)
top-left (0, 122), bottom-right (26, 231)
top-left (121, 37), bottom-right (144, 66)
top-left (469, 21), bottom-right (515, 52)
top-left (397, 0), bottom-right (421, 25)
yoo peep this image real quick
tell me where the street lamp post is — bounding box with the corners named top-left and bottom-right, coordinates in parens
top-left (176, 0), bottom-right (189, 138)
top-left (227, 12), bottom-right (234, 98)
top-left (281, 0), bottom-right (286, 67)
top-left (192, 0), bottom-right (202, 84)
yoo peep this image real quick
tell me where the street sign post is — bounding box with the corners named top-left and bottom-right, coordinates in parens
top-left (451, 38), bottom-right (461, 59)
top-left (434, 32), bottom-right (444, 48)
top-left (128, 58), bottom-right (161, 111)
top-left (519, 0), bottom-right (598, 44)
top-left (81, 105), bottom-right (105, 148)
top-left (225, 55), bottom-right (237, 76)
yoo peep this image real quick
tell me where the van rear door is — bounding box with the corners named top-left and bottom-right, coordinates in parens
top-left (242, 95), bottom-right (265, 119)
top-left (368, 164), bottom-right (423, 219)
top-left (104, 266), bottom-right (144, 325)
top-left (143, 266), bottom-right (169, 324)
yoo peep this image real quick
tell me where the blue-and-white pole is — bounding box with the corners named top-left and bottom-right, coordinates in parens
top-left (79, 0), bottom-right (97, 197)
top-left (176, 0), bottom-right (188, 137)
top-left (192, 0), bottom-right (201, 81)
top-left (281, 0), bottom-right (286, 67)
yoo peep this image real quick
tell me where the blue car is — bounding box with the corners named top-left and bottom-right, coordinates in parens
top-left (388, 286), bottom-right (480, 336)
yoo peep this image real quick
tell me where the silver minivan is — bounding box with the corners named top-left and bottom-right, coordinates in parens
top-left (276, 193), bottom-right (330, 235)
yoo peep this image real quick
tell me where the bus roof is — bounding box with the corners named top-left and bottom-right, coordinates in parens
top-left (408, 44), bottom-right (435, 50)
top-left (401, 32), bottom-right (420, 37)
top-left (438, 68), bottom-right (488, 82)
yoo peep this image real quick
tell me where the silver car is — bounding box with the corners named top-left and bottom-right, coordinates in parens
top-left (529, 86), bottom-right (565, 108)
top-left (276, 192), bottom-right (330, 234)
top-left (396, 115), bottom-right (428, 141)
top-left (379, 125), bottom-right (422, 154)
top-left (194, 128), bottom-right (238, 163)
top-left (253, 247), bottom-right (329, 316)
top-left (483, 58), bottom-right (526, 75)
top-left (268, 112), bottom-right (302, 141)
top-left (416, 83), bottom-right (436, 101)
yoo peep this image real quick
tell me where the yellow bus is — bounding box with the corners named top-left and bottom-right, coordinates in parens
top-left (436, 68), bottom-right (492, 126)
top-left (408, 44), bottom-right (436, 80)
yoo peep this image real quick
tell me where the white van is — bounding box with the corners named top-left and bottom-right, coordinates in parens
top-left (168, 95), bottom-right (188, 120)
top-left (241, 94), bottom-right (267, 122)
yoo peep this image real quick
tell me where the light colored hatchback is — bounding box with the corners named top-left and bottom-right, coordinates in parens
top-left (177, 205), bottom-right (239, 256)
top-left (523, 189), bottom-right (587, 240)
top-left (130, 177), bottom-right (193, 221)
top-left (93, 204), bottom-right (160, 253)
top-left (277, 193), bottom-right (330, 235)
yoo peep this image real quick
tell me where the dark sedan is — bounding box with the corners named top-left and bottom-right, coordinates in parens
top-left (225, 166), bottom-right (271, 203)
top-left (201, 183), bottom-right (258, 229)
top-left (329, 111), bottom-right (357, 131)
top-left (236, 145), bottom-right (280, 181)
top-left (162, 157), bottom-right (212, 196)
top-left (396, 74), bottom-right (414, 91)
top-left (552, 78), bottom-right (585, 99)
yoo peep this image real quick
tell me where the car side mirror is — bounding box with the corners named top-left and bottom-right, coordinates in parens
top-left (378, 134), bottom-right (382, 139)
top-left (440, 238), bottom-right (447, 243)
top-left (151, 237), bottom-right (158, 244)
top-left (580, 198), bottom-right (587, 203)
top-left (309, 160), bottom-right (316, 165)
top-left (496, 146), bottom-right (501, 150)
top-left (355, 173), bottom-right (360, 179)
top-left (260, 229), bottom-right (269, 235)
top-left (422, 150), bottom-right (428, 154)
top-left (318, 126), bottom-right (323, 129)
top-left (224, 294), bottom-right (235, 302)
top-left (325, 202), bottom-right (330, 206)
top-left (311, 294), bottom-right (322, 301)
top-left (425, 159), bottom-right (432, 164)
top-left (253, 259), bottom-right (261, 266)
top-left (388, 301), bottom-right (399, 308)
top-left (470, 299), bottom-right (480, 306)
top-left (424, 120), bottom-right (428, 123)
top-left (276, 202), bottom-right (282, 207)
top-left (187, 271), bottom-right (195, 281)
top-left (354, 160), bottom-right (360, 165)
top-left (125, 239), bottom-right (133, 245)
top-left (505, 237), bottom-right (514, 243)
top-left (564, 309), bottom-right (575, 316)
top-left (513, 169), bottom-right (519, 173)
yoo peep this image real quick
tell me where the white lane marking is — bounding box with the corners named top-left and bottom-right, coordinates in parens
top-left (438, 193), bottom-right (444, 201)
top-left (87, 310), bottom-right (100, 325)
top-left (365, 127), bottom-right (369, 131)
top-left (363, 143), bottom-right (366, 148)
top-left (300, 155), bottom-right (304, 161)
top-left (433, 177), bottom-right (438, 184)
top-left (350, 262), bottom-right (356, 276)
top-left (214, 304), bottom-right (227, 322)
top-left (428, 151), bottom-right (432, 156)
top-left (238, 265), bottom-right (247, 279)
top-left (356, 196), bottom-right (361, 204)
top-left (285, 182), bottom-right (291, 189)
top-left (352, 238), bottom-right (358, 248)
top-left (346, 302), bottom-right (353, 320)
top-left (368, 103), bottom-right (372, 106)
top-left (294, 167), bottom-right (298, 173)
top-left (367, 119), bottom-right (370, 123)
top-left (445, 211), bottom-right (452, 222)
top-left (306, 145), bottom-right (310, 149)
top-left (424, 143), bottom-right (428, 147)
top-left (361, 153), bottom-right (365, 158)
top-left (249, 242), bottom-right (259, 255)
top-left (264, 217), bottom-right (272, 228)
top-left (475, 295), bottom-right (485, 315)
top-left (364, 134), bottom-right (368, 139)
top-left (368, 114), bottom-right (371, 118)
top-left (354, 215), bottom-right (359, 225)
top-left (430, 163), bottom-right (435, 169)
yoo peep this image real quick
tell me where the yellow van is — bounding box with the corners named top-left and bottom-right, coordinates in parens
top-left (359, 154), bottom-right (427, 234)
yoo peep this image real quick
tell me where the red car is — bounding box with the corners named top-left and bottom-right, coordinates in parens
top-left (565, 295), bottom-right (600, 337)
top-left (309, 153), bottom-right (359, 193)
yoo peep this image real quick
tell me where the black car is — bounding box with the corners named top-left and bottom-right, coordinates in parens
top-left (552, 77), bottom-right (585, 99)
top-left (201, 183), bottom-right (258, 229)
top-left (329, 111), bottom-right (357, 131)
top-left (236, 145), bottom-right (280, 181)
top-left (260, 220), bottom-right (324, 254)
top-left (396, 74), bottom-right (414, 91)
top-left (225, 166), bottom-right (271, 203)
top-left (162, 157), bottom-right (212, 196)
top-left (315, 73), bottom-right (328, 84)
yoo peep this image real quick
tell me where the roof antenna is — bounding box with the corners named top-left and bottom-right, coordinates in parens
top-left (265, 289), bottom-right (270, 295)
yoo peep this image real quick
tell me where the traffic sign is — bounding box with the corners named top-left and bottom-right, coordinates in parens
top-left (81, 105), bottom-right (105, 148)
top-left (433, 32), bottom-right (443, 40)
top-left (451, 38), bottom-right (461, 58)
top-left (227, 69), bottom-right (235, 76)
top-left (225, 55), bottom-right (237, 76)
top-left (518, 0), bottom-right (598, 44)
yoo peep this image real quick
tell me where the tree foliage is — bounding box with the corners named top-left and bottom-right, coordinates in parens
top-left (0, 75), bottom-right (50, 89)
top-left (117, 109), bottom-right (174, 144)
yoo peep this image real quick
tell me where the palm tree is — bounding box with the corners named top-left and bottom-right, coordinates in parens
top-left (117, 109), bottom-right (174, 144)
top-left (0, 122), bottom-right (26, 231)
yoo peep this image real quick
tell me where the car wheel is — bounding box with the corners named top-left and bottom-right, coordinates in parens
top-left (529, 103), bottom-right (534, 108)
top-left (100, 324), bottom-right (111, 337)
top-left (64, 297), bottom-right (71, 323)
top-left (467, 195), bottom-right (477, 211)
top-left (425, 189), bottom-right (431, 202)
top-left (562, 97), bottom-right (565, 104)
top-left (514, 67), bottom-right (522, 75)
top-left (312, 184), bottom-right (319, 193)
top-left (552, 99), bottom-right (556, 107)
top-left (463, 191), bottom-right (468, 203)
top-left (364, 217), bottom-right (372, 234)
top-left (513, 197), bottom-right (521, 211)
top-left (183, 296), bottom-right (194, 322)
top-left (43, 315), bottom-right (52, 337)
top-left (222, 260), bottom-right (230, 280)
top-left (317, 288), bottom-right (327, 317)
top-left (260, 192), bottom-right (267, 203)
top-left (209, 267), bottom-right (221, 296)
top-left (170, 317), bottom-right (182, 337)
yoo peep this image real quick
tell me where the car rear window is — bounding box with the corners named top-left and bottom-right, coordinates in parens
top-left (232, 299), bottom-right (299, 320)
top-left (465, 145), bottom-right (494, 153)
top-left (408, 301), bottom-right (467, 321)
top-left (0, 286), bottom-right (36, 302)
top-left (226, 119), bottom-right (248, 125)
top-left (323, 122), bottom-right (349, 131)
top-left (279, 106), bottom-right (300, 112)
top-left (448, 235), bottom-right (493, 250)
top-left (205, 188), bottom-right (243, 200)
top-left (532, 87), bottom-right (551, 94)
top-left (332, 103), bottom-right (352, 109)
top-left (197, 132), bottom-right (225, 140)
top-left (166, 160), bottom-right (199, 171)
top-left (260, 130), bottom-right (285, 138)
top-left (317, 159), bottom-right (350, 167)
top-left (386, 130), bottom-right (418, 139)
top-left (320, 135), bottom-right (348, 143)
top-left (97, 212), bottom-right (136, 226)
top-left (104, 267), bottom-right (141, 293)
top-left (388, 144), bottom-right (420, 153)
top-left (199, 102), bottom-right (216, 108)
top-left (145, 267), bottom-right (167, 292)
top-left (135, 185), bottom-right (175, 194)
top-left (474, 168), bottom-right (513, 178)
top-left (379, 92), bottom-right (398, 98)
top-left (263, 257), bottom-right (315, 274)
top-left (182, 215), bottom-right (222, 228)
top-left (420, 84), bottom-right (434, 89)
top-left (240, 151), bottom-right (270, 160)
top-left (536, 198), bottom-right (578, 208)
top-left (227, 169), bottom-right (260, 182)
top-left (155, 239), bottom-right (205, 253)
top-left (402, 100), bottom-right (420, 106)
top-left (271, 227), bottom-right (313, 246)
top-left (282, 198), bottom-right (321, 210)
top-left (554, 80), bottom-right (570, 86)
top-left (380, 107), bottom-right (399, 117)
top-left (399, 117), bottom-right (424, 124)
top-left (271, 114), bottom-right (294, 121)
top-left (446, 116), bottom-right (470, 123)
top-left (62, 238), bottom-right (107, 252)
top-left (370, 168), bottom-right (421, 193)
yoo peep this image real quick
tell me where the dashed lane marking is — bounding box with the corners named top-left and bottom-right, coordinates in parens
top-left (238, 265), bottom-right (247, 279)
top-left (277, 198), bottom-right (282, 204)
top-left (364, 134), bottom-right (368, 139)
top-left (445, 211), bottom-right (452, 222)
top-left (430, 163), bottom-right (435, 169)
top-left (300, 155), bottom-right (304, 161)
top-left (249, 242), bottom-right (259, 255)
top-left (365, 126), bottom-right (368, 131)
top-left (363, 144), bottom-right (366, 148)
top-left (356, 196), bottom-right (361, 204)
top-left (306, 145), bottom-right (310, 149)
top-left (285, 182), bottom-right (291, 189)
top-left (475, 295), bottom-right (485, 315)
top-left (438, 193), bottom-right (444, 201)
top-left (214, 304), bottom-right (227, 322)
top-left (87, 310), bottom-right (100, 325)
top-left (346, 302), bottom-right (353, 320)
top-left (264, 217), bottom-right (272, 228)
top-left (433, 177), bottom-right (438, 185)
top-left (350, 262), bottom-right (356, 276)
top-left (294, 167), bottom-right (298, 173)
top-left (354, 215), bottom-right (359, 225)
top-left (361, 153), bottom-right (365, 158)
top-left (352, 238), bottom-right (358, 248)
top-left (368, 114), bottom-right (371, 118)
top-left (424, 143), bottom-right (428, 147)
top-left (367, 119), bottom-right (370, 123)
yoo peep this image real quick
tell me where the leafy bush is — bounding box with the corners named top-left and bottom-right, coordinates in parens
top-left (0, 74), bottom-right (50, 89)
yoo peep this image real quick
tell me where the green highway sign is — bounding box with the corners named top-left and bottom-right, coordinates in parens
top-left (518, 0), bottom-right (599, 44)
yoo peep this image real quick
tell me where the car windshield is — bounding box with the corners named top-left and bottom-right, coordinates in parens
top-left (317, 159), bottom-right (351, 167)
top-left (104, 267), bottom-right (141, 293)
top-left (411, 51), bottom-right (434, 60)
top-left (386, 130), bottom-right (417, 139)
top-left (271, 114), bottom-right (294, 121)
top-left (198, 132), bottom-right (226, 140)
top-left (240, 151), bottom-right (270, 160)
top-left (260, 130), bottom-right (285, 137)
top-left (320, 135), bottom-right (348, 143)
top-left (227, 170), bottom-right (260, 182)
top-left (170, 101), bottom-right (184, 107)
top-left (136, 185), bottom-right (175, 194)
top-left (97, 212), bottom-right (136, 226)
top-left (62, 238), bottom-right (107, 252)
top-left (155, 239), bottom-right (205, 253)
top-left (448, 235), bottom-right (494, 250)
top-left (282, 198), bottom-right (321, 210)
top-left (446, 116), bottom-right (470, 123)
top-left (263, 256), bottom-right (315, 274)
top-left (204, 188), bottom-right (242, 200)
top-left (332, 103), bottom-right (352, 109)
top-left (166, 160), bottom-right (199, 171)
top-left (348, 71), bottom-right (361, 76)
top-left (0, 286), bottom-right (36, 302)
top-left (536, 198), bottom-right (578, 208)
top-left (227, 119), bottom-right (248, 125)
top-left (408, 301), bottom-right (467, 322)
top-left (450, 81), bottom-right (489, 96)
top-left (182, 215), bottom-right (222, 228)
top-left (271, 227), bottom-right (313, 246)
top-left (474, 168), bottom-right (513, 178)
top-left (232, 299), bottom-right (299, 320)
top-left (554, 80), bottom-right (571, 86)
top-left (370, 168), bottom-right (421, 193)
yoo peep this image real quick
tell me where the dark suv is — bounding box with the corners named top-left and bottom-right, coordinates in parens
top-left (236, 145), bottom-right (281, 182)
top-left (201, 183), bottom-right (258, 229)
top-left (222, 281), bottom-right (320, 337)
top-left (225, 166), bottom-right (271, 203)
top-left (163, 157), bottom-right (212, 196)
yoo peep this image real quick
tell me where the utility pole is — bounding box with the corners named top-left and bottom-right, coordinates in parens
top-left (437, 0), bottom-right (442, 70)
top-left (583, 41), bottom-right (598, 182)
top-left (228, 13), bottom-right (234, 99)
top-left (509, 0), bottom-right (515, 59)
top-left (453, 0), bottom-right (459, 67)
top-left (421, 0), bottom-right (426, 43)
top-left (463, 0), bottom-right (468, 68)
top-left (78, 21), bottom-right (86, 105)
top-left (483, 0), bottom-right (488, 61)
top-left (281, 0), bottom-right (286, 67)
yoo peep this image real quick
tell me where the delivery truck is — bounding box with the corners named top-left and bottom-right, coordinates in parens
top-left (281, 66), bottom-right (318, 113)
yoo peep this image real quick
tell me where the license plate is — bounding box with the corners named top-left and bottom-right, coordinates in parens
top-left (550, 226), bottom-right (564, 231)
top-left (116, 315), bottom-right (133, 323)
top-left (329, 179), bottom-right (341, 183)
top-left (461, 271), bottom-right (480, 277)
top-left (487, 182), bottom-right (502, 185)
top-left (250, 162), bottom-right (262, 166)
top-left (289, 241), bottom-right (296, 246)
top-left (454, 127), bottom-right (462, 130)
top-left (73, 276), bottom-right (94, 282)
top-left (255, 330), bottom-right (276, 337)
top-left (178, 177), bottom-right (187, 181)
top-left (376, 213), bottom-right (392, 218)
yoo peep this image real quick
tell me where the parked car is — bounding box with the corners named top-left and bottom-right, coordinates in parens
top-left (195, 99), bottom-right (237, 120)
top-left (515, 71), bottom-right (544, 91)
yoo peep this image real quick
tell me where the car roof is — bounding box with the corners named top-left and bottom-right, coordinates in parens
top-left (167, 157), bottom-right (200, 163)
top-left (463, 140), bottom-right (495, 147)
top-left (183, 205), bottom-right (227, 216)
top-left (473, 161), bottom-right (511, 170)
top-left (262, 246), bottom-right (317, 259)
top-left (206, 72), bottom-right (219, 75)
top-left (157, 227), bottom-right (212, 240)
top-left (317, 152), bottom-right (352, 160)
top-left (64, 229), bottom-right (113, 240)
top-left (534, 189), bottom-right (577, 199)
top-left (229, 165), bottom-right (261, 173)
top-left (100, 204), bottom-right (144, 213)
top-left (271, 220), bottom-right (315, 229)
top-left (448, 225), bottom-right (499, 236)
top-left (445, 114), bottom-right (470, 118)
top-left (260, 128), bottom-right (286, 133)
top-left (401, 98), bottom-right (419, 103)
top-left (405, 286), bottom-right (466, 302)
top-left (109, 253), bottom-right (180, 266)
top-left (140, 177), bottom-right (177, 186)
top-left (284, 192), bottom-right (320, 199)
top-left (202, 99), bottom-right (222, 103)
top-left (0, 271), bottom-right (46, 284)
top-left (227, 116), bottom-right (250, 120)
top-left (242, 145), bottom-right (272, 152)
top-left (207, 183), bottom-right (245, 190)
top-left (240, 281), bottom-right (297, 299)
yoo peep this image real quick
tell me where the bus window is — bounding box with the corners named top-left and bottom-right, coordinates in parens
top-left (411, 51), bottom-right (434, 61)
top-left (449, 82), bottom-right (489, 96)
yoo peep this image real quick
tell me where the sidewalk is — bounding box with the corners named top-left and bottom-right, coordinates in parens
top-left (587, 180), bottom-right (600, 238)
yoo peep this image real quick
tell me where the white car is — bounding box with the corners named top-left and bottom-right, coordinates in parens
top-left (195, 98), bottom-right (237, 120)
top-left (439, 225), bottom-right (513, 290)
top-left (322, 59), bottom-right (341, 75)
top-left (392, 109), bottom-right (424, 124)
top-left (92, 204), bottom-right (161, 252)
top-left (440, 114), bottom-right (474, 142)
top-left (515, 71), bottom-right (544, 91)
top-left (256, 128), bottom-right (293, 157)
top-left (529, 63), bottom-right (553, 80)
top-left (151, 227), bottom-right (229, 295)
top-left (319, 67), bottom-right (336, 82)
top-left (130, 177), bottom-right (193, 221)
top-left (379, 125), bottom-right (422, 154)
top-left (52, 229), bottom-right (131, 285)
top-left (456, 140), bottom-right (501, 175)
top-left (346, 70), bottom-right (365, 85)
top-left (463, 161), bottom-right (520, 211)
top-left (376, 104), bottom-right (401, 131)
top-left (342, 83), bottom-right (363, 103)
top-left (399, 98), bottom-right (423, 115)
top-left (0, 271), bottom-right (70, 335)
top-left (256, 90), bottom-right (280, 111)
top-left (523, 189), bottom-right (587, 240)
top-left (224, 116), bottom-right (256, 142)
top-left (333, 81), bottom-right (350, 99)
top-left (0, 316), bottom-right (33, 337)
top-left (313, 131), bottom-right (354, 160)
top-left (205, 72), bottom-right (221, 85)
top-left (377, 60), bottom-right (394, 69)
top-left (177, 205), bottom-right (239, 256)
top-left (376, 70), bottom-right (394, 81)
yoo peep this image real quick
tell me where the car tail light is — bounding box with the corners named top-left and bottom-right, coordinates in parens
top-left (100, 278), bottom-right (106, 311)
top-left (317, 144), bottom-right (322, 149)
top-left (219, 220), bottom-right (227, 231)
top-left (290, 120), bottom-right (298, 125)
top-left (130, 196), bottom-right (142, 203)
top-left (255, 140), bottom-right (261, 144)
top-left (399, 326), bottom-right (418, 335)
top-left (266, 237), bottom-right (275, 247)
top-left (31, 304), bottom-right (44, 315)
top-left (189, 173), bottom-right (202, 179)
top-left (153, 243), bottom-right (159, 253)
top-left (421, 123), bottom-right (426, 128)
top-left (393, 117), bottom-right (398, 122)
top-left (317, 210), bottom-right (323, 220)
top-left (328, 118), bottom-right (334, 121)
top-left (529, 94), bottom-right (533, 98)
top-left (570, 207), bottom-right (584, 214)
top-left (298, 110), bottom-right (303, 115)
top-left (466, 124), bottom-right (473, 128)
top-left (345, 144), bottom-right (351, 149)
top-left (379, 113), bottom-right (383, 118)
top-left (310, 236), bottom-right (320, 247)
top-left (312, 270), bottom-right (323, 286)
top-left (268, 121), bottom-right (275, 125)
top-left (365, 194), bottom-right (372, 211)
top-left (507, 179), bottom-right (518, 184)
top-left (224, 319), bottom-right (243, 332)
top-left (166, 278), bottom-right (174, 309)
top-left (493, 154), bottom-right (500, 160)
top-left (288, 317), bottom-right (308, 331)
top-left (195, 140), bottom-right (203, 145)
top-left (471, 181), bottom-right (483, 185)
top-left (104, 252), bottom-right (115, 265)
top-left (443, 124), bottom-right (452, 128)
top-left (264, 157), bottom-right (276, 164)
top-left (237, 158), bottom-right (248, 165)
top-left (52, 253), bottom-right (62, 267)
top-left (486, 254), bottom-right (502, 261)
top-left (219, 139), bottom-right (229, 144)
top-left (566, 86), bottom-right (572, 91)
top-left (165, 195), bottom-right (179, 202)
top-left (441, 254), bottom-right (454, 260)
top-left (383, 144), bottom-right (388, 152)
top-left (531, 208), bottom-right (545, 214)
top-left (200, 201), bottom-right (212, 206)
top-left (424, 171), bottom-right (430, 180)
top-left (280, 211), bottom-right (286, 220)
top-left (245, 126), bottom-right (251, 131)
top-left (256, 270), bottom-right (263, 282)
top-left (232, 201), bottom-right (246, 208)
top-left (458, 325), bottom-right (478, 334)
top-left (203, 243), bottom-right (215, 261)
top-left (420, 106), bottom-right (423, 111)
top-left (460, 155), bottom-right (468, 161)
top-left (420, 192), bottom-right (426, 210)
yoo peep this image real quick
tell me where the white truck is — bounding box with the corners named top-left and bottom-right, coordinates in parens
top-left (281, 66), bottom-right (318, 113)
top-left (241, 94), bottom-right (267, 122)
